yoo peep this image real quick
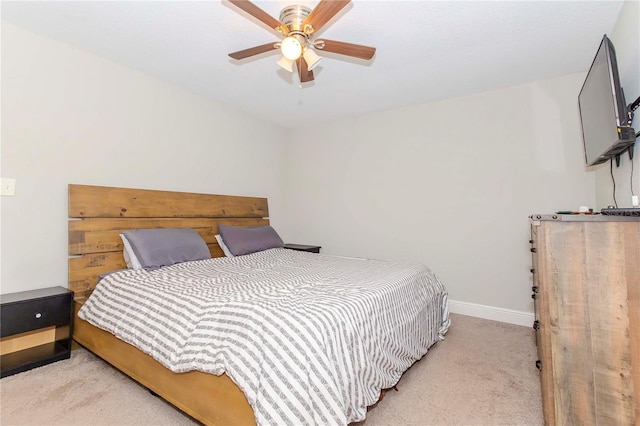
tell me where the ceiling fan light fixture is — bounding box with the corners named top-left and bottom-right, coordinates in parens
top-left (276, 56), bottom-right (294, 72)
top-left (280, 36), bottom-right (303, 60)
top-left (227, 0), bottom-right (377, 84)
top-left (303, 48), bottom-right (323, 71)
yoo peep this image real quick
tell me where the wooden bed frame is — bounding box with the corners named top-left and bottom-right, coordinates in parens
top-left (68, 184), bottom-right (268, 425)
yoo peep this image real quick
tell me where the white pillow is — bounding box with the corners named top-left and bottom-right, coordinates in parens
top-left (215, 234), bottom-right (234, 257)
top-left (120, 233), bottom-right (143, 269)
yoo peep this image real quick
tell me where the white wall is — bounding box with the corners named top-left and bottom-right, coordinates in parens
top-left (0, 22), bottom-right (289, 294)
top-left (3, 13), bottom-right (624, 323)
top-left (285, 73), bottom-right (595, 319)
top-left (595, 0), bottom-right (640, 208)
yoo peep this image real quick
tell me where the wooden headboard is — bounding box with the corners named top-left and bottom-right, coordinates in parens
top-left (68, 184), bottom-right (269, 300)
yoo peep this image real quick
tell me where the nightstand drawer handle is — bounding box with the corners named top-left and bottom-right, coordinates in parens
top-left (35, 313), bottom-right (42, 319)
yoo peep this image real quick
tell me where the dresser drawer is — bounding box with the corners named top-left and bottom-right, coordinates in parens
top-left (1, 293), bottom-right (72, 337)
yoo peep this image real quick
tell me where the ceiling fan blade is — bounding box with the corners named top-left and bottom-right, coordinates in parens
top-left (315, 39), bottom-right (376, 60)
top-left (228, 0), bottom-right (287, 33)
top-left (297, 57), bottom-right (315, 83)
top-left (303, 0), bottom-right (351, 34)
top-left (229, 43), bottom-right (277, 60)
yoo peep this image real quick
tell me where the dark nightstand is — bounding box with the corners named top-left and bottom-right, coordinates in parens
top-left (0, 286), bottom-right (74, 377)
top-left (283, 244), bottom-right (322, 253)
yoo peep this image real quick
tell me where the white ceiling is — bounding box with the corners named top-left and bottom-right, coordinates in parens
top-left (1, 1), bottom-right (625, 129)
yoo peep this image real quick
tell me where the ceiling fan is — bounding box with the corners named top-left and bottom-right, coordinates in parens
top-left (228, 0), bottom-right (376, 84)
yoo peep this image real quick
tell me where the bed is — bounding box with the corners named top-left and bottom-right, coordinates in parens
top-left (68, 184), bottom-right (450, 425)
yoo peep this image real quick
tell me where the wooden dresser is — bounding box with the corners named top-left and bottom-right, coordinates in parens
top-left (529, 214), bottom-right (640, 425)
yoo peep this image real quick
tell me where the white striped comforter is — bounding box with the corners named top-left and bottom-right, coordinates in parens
top-left (79, 248), bottom-right (450, 425)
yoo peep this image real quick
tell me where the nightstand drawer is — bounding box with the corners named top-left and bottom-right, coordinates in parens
top-left (1, 295), bottom-right (71, 337)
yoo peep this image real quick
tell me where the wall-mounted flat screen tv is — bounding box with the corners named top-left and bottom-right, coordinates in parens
top-left (578, 34), bottom-right (635, 166)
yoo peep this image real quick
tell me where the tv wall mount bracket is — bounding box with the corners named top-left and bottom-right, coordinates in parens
top-left (615, 94), bottom-right (640, 167)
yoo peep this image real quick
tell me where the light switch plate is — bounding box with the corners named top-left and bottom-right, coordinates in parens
top-left (1, 178), bottom-right (16, 196)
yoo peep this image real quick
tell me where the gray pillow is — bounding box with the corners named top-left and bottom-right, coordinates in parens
top-left (121, 228), bottom-right (211, 269)
top-left (215, 234), bottom-right (234, 257)
top-left (218, 225), bottom-right (284, 256)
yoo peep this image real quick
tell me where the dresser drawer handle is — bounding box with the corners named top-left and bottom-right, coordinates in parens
top-left (533, 320), bottom-right (540, 330)
top-left (35, 313), bottom-right (42, 319)
top-left (535, 360), bottom-right (542, 371)
top-left (530, 248), bottom-right (537, 253)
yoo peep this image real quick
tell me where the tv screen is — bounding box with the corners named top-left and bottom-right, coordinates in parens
top-left (578, 35), bottom-right (635, 166)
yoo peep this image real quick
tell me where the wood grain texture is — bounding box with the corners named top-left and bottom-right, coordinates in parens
top-left (68, 243), bottom-right (226, 297)
top-left (69, 184), bottom-right (268, 218)
top-left (547, 223), bottom-right (597, 424)
top-left (0, 327), bottom-right (56, 355)
top-left (303, 0), bottom-right (350, 33)
top-left (624, 222), bottom-right (640, 424)
top-left (68, 184), bottom-right (271, 425)
top-left (533, 218), bottom-right (640, 425)
top-left (68, 251), bottom-right (126, 298)
top-left (229, 43), bottom-right (277, 60)
top-left (73, 302), bottom-right (255, 426)
top-left (68, 184), bottom-right (270, 299)
top-left (530, 223), bottom-right (556, 426)
top-left (587, 223), bottom-right (634, 424)
top-left (316, 38), bottom-right (376, 60)
top-left (296, 57), bottom-right (314, 83)
top-left (69, 217), bottom-right (269, 255)
top-left (228, 0), bottom-right (283, 33)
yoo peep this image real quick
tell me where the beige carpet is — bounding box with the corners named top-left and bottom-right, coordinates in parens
top-left (0, 314), bottom-right (543, 425)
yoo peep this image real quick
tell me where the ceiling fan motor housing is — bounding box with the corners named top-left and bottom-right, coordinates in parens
top-left (279, 5), bottom-right (312, 33)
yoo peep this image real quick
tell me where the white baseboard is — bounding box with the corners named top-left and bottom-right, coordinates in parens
top-left (448, 299), bottom-right (534, 327)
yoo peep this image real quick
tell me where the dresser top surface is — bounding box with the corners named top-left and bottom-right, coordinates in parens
top-left (530, 213), bottom-right (640, 222)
